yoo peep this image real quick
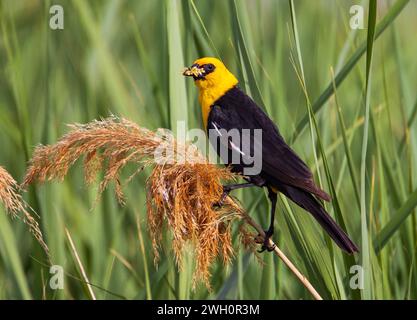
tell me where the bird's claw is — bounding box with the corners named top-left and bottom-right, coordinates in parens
top-left (212, 186), bottom-right (231, 209)
top-left (257, 243), bottom-right (276, 253)
top-left (212, 201), bottom-right (223, 208)
top-left (255, 230), bottom-right (275, 253)
top-left (212, 197), bottom-right (226, 209)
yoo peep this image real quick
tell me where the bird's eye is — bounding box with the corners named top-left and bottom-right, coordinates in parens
top-left (206, 64), bottom-right (215, 71)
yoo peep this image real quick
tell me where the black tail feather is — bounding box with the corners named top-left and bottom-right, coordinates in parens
top-left (281, 185), bottom-right (359, 254)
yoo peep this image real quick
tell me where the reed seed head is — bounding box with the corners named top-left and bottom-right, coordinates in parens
top-left (23, 117), bottom-right (257, 288)
top-left (0, 165), bottom-right (49, 256)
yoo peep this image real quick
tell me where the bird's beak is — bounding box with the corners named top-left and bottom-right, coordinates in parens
top-left (182, 64), bottom-right (205, 78)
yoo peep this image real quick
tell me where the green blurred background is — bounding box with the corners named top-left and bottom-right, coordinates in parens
top-left (0, 0), bottom-right (416, 299)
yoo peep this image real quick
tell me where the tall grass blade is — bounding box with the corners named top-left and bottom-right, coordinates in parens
top-left (359, 0), bottom-right (377, 300)
top-left (229, 0), bottom-right (265, 108)
top-left (291, 0), bottom-right (410, 143)
top-left (374, 189), bottom-right (417, 253)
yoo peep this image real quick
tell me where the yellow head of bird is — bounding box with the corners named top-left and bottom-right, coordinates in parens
top-left (183, 57), bottom-right (239, 128)
top-left (182, 57), bottom-right (238, 92)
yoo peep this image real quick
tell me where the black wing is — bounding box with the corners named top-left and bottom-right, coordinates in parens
top-left (207, 87), bottom-right (330, 201)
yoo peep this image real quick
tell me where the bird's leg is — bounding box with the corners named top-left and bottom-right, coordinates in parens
top-left (214, 182), bottom-right (255, 208)
top-left (258, 188), bottom-right (277, 253)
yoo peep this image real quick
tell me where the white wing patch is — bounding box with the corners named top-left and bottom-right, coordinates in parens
top-left (229, 141), bottom-right (245, 155)
top-left (211, 121), bottom-right (245, 156)
top-left (212, 122), bottom-right (222, 136)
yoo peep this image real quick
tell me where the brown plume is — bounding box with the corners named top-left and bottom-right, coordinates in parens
top-left (0, 165), bottom-right (49, 256)
top-left (23, 117), bottom-right (256, 288)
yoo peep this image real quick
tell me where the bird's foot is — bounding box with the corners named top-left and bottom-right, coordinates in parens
top-left (212, 186), bottom-right (231, 208)
top-left (255, 230), bottom-right (275, 253)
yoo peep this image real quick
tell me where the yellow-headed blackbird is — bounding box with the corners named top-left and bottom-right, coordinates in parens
top-left (183, 57), bottom-right (358, 254)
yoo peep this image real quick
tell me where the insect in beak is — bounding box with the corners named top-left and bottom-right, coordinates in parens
top-left (182, 64), bottom-right (205, 79)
